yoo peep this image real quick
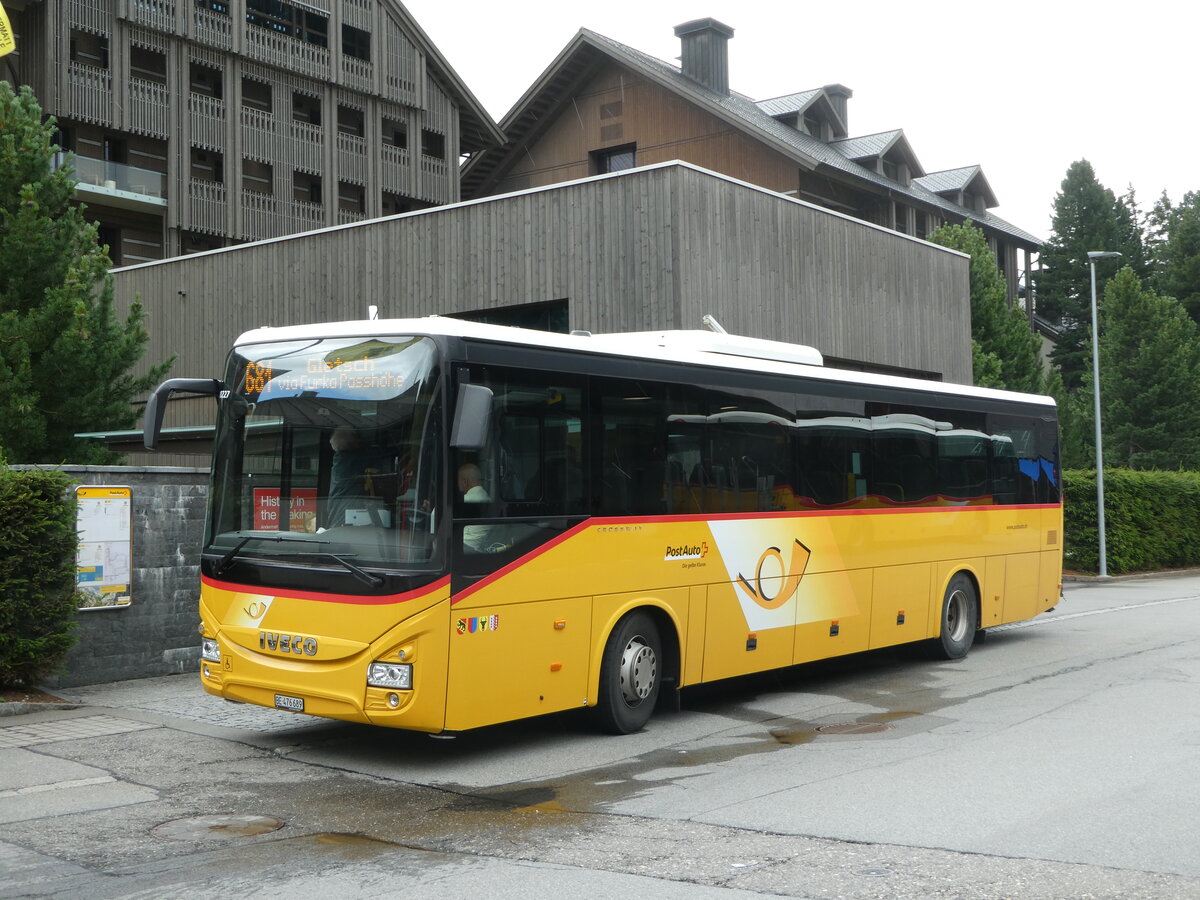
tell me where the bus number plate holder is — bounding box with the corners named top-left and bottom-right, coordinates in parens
top-left (274, 693), bottom-right (304, 712)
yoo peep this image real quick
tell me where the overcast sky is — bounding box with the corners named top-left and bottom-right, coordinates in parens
top-left (405, 0), bottom-right (1196, 241)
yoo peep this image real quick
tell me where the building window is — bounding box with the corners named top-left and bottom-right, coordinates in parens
top-left (130, 46), bottom-right (167, 84)
top-left (241, 77), bottom-right (272, 112)
top-left (243, 159), bottom-right (274, 194)
top-left (190, 147), bottom-right (224, 183)
top-left (97, 224), bottom-right (122, 264)
top-left (294, 172), bottom-right (322, 204)
top-left (183, 231), bottom-right (225, 253)
top-left (591, 144), bottom-right (636, 175)
top-left (69, 30), bottom-right (109, 68)
top-left (337, 104), bottom-right (365, 137)
top-left (882, 158), bottom-right (899, 181)
top-left (195, 0), bottom-right (229, 14)
top-left (246, 0), bottom-right (328, 47)
top-left (915, 211), bottom-right (928, 240)
top-left (342, 24), bottom-right (371, 61)
top-left (382, 117), bottom-right (407, 149)
top-left (421, 129), bottom-right (445, 159)
top-left (292, 92), bottom-right (321, 125)
top-left (189, 62), bottom-right (223, 99)
top-left (338, 181), bottom-right (365, 213)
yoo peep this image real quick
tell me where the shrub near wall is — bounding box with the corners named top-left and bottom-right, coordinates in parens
top-left (0, 466), bottom-right (79, 686)
top-left (1064, 469), bottom-right (1200, 574)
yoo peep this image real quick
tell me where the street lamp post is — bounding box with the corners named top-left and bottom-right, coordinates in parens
top-left (1087, 250), bottom-right (1122, 578)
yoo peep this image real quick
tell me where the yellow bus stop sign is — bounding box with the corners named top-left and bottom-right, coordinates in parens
top-left (0, 3), bottom-right (14, 59)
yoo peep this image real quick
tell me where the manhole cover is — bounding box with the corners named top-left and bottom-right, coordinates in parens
top-left (815, 722), bottom-right (893, 735)
top-left (151, 814), bottom-right (284, 842)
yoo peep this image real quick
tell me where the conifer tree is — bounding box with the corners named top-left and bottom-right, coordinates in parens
top-left (1092, 269), bottom-right (1200, 470)
top-left (929, 222), bottom-right (1045, 393)
top-left (1152, 191), bottom-right (1200, 322)
top-left (0, 83), bottom-right (171, 463)
top-left (1035, 161), bottom-right (1128, 390)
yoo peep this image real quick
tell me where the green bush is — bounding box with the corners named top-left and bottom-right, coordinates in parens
top-left (0, 466), bottom-right (79, 687)
top-left (1064, 468), bottom-right (1200, 574)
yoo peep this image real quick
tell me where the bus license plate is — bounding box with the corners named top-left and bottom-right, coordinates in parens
top-left (274, 693), bottom-right (304, 712)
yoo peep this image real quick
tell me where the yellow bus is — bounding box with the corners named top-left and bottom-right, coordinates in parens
top-left (145, 317), bottom-right (1062, 734)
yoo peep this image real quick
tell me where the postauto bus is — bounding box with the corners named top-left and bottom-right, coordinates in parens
top-left (144, 317), bottom-right (1062, 734)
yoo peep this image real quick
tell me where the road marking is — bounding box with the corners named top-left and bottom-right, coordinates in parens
top-left (0, 776), bottom-right (117, 799)
top-left (993, 594), bottom-right (1200, 631)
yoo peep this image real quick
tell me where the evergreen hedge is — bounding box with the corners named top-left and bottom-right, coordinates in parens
top-left (1063, 468), bottom-right (1200, 574)
top-left (0, 466), bottom-right (79, 687)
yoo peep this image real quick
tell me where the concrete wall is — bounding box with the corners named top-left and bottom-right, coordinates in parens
top-left (16, 466), bottom-right (210, 689)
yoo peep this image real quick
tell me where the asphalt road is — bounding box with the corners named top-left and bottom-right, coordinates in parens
top-left (2, 574), bottom-right (1199, 898)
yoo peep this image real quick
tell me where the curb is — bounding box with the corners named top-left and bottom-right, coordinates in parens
top-left (0, 702), bottom-right (83, 718)
top-left (1063, 567), bottom-right (1200, 584)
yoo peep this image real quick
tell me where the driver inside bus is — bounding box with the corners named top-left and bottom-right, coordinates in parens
top-left (327, 428), bottom-right (389, 527)
top-left (458, 462), bottom-right (505, 552)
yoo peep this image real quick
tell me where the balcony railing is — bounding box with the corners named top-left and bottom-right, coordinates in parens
top-left (68, 62), bottom-right (112, 124)
top-left (380, 143), bottom-right (410, 193)
top-left (129, 76), bottom-right (170, 138)
top-left (60, 153), bottom-right (166, 200)
top-left (289, 119), bottom-right (324, 173)
top-left (337, 131), bottom-right (366, 184)
top-left (240, 106), bottom-right (278, 162)
top-left (125, 0), bottom-right (176, 33)
top-left (243, 27), bottom-right (329, 80)
top-left (192, 5), bottom-right (232, 49)
top-left (189, 92), bottom-right (226, 150)
top-left (187, 178), bottom-right (227, 234)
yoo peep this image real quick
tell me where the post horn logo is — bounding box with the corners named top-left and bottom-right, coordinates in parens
top-left (736, 539), bottom-right (812, 610)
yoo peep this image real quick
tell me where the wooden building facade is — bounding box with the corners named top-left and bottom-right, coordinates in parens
top-left (2, 0), bottom-right (501, 264)
top-left (109, 162), bottom-right (971, 461)
top-left (462, 19), bottom-right (1039, 311)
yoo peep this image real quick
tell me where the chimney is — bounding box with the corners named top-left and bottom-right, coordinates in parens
top-left (822, 83), bottom-right (853, 135)
top-left (674, 18), bottom-right (734, 96)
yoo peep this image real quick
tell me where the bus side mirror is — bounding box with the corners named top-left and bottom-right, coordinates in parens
top-left (144, 378), bottom-right (224, 450)
top-left (450, 384), bottom-right (493, 451)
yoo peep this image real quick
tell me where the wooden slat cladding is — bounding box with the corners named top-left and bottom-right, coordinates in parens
top-left (114, 163), bottom-right (970, 430)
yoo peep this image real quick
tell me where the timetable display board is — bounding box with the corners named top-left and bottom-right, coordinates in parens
top-left (76, 485), bottom-right (132, 610)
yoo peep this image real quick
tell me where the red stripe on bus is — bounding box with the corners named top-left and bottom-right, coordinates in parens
top-left (450, 503), bottom-right (1060, 605)
top-left (200, 573), bottom-right (450, 605)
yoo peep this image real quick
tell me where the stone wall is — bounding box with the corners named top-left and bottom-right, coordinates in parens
top-left (12, 466), bottom-right (209, 688)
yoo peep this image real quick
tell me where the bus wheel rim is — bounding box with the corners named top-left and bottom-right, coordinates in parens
top-left (947, 589), bottom-right (968, 642)
top-left (620, 638), bottom-right (656, 704)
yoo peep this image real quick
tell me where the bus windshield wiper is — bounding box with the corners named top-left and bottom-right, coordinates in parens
top-left (213, 532), bottom-right (331, 576)
top-left (324, 553), bottom-right (384, 587)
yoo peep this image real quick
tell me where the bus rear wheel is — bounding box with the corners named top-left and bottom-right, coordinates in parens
top-left (929, 573), bottom-right (978, 660)
top-left (596, 611), bottom-right (661, 734)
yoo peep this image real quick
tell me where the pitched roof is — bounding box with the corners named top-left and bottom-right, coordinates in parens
top-left (461, 27), bottom-right (1038, 246)
top-left (381, 0), bottom-right (504, 151)
top-left (915, 165), bottom-right (999, 209)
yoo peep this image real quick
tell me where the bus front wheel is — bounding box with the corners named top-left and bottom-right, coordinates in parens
top-left (596, 611), bottom-right (662, 734)
top-left (930, 574), bottom-right (978, 660)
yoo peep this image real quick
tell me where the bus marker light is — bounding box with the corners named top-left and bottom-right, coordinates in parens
top-left (550, 662), bottom-right (563, 671)
top-left (830, 621), bottom-right (840, 637)
top-left (896, 610), bottom-right (905, 625)
top-left (387, 693), bottom-right (400, 708)
top-left (554, 619), bottom-right (567, 630)
top-left (746, 632), bottom-right (758, 651)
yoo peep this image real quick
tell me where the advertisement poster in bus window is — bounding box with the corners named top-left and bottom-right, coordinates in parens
top-left (252, 488), bottom-right (318, 531)
top-left (76, 486), bottom-right (132, 610)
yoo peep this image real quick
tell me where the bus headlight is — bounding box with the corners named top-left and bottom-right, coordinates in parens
top-left (367, 661), bottom-right (412, 690)
top-left (201, 637), bottom-right (220, 662)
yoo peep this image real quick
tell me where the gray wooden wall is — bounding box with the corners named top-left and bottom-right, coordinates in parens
top-left (114, 161), bottom-right (971, 432)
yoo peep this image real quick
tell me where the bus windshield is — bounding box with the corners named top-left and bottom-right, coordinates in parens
top-left (207, 335), bottom-right (443, 583)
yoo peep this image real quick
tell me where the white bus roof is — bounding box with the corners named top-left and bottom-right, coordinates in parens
top-left (233, 316), bottom-right (1055, 408)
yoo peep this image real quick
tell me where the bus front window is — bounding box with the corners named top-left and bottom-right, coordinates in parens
top-left (207, 336), bottom-right (443, 584)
